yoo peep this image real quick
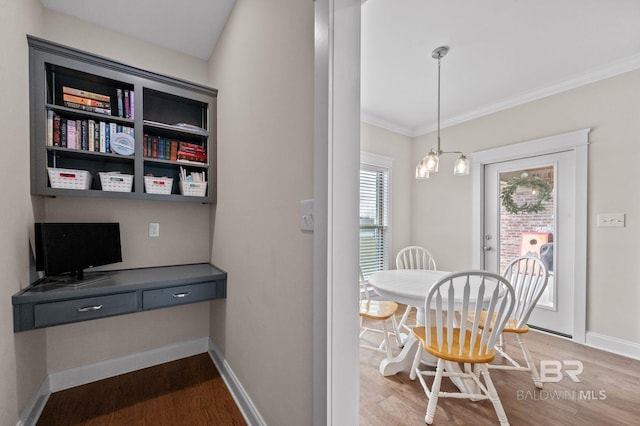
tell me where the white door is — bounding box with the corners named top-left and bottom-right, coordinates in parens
top-left (483, 151), bottom-right (575, 337)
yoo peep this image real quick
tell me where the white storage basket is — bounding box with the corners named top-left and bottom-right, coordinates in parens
top-left (179, 181), bottom-right (207, 197)
top-left (47, 167), bottom-right (92, 190)
top-left (99, 172), bottom-right (134, 192)
top-left (144, 176), bottom-right (173, 195)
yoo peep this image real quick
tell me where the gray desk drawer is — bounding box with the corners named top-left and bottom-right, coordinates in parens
top-left (142, 281), bottom-right (221, 310)
top-left (34, 293), bottom-right (137, 328)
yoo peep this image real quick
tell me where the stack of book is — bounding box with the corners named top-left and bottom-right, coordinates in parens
top-left (62, 87), bottom-right (112, 115)
top-left (177, 142), bottom-right (207, 164)
top-left (47, 110), bottom-right (133, 153)
top-left (61, 86), bottom-right (134, 119)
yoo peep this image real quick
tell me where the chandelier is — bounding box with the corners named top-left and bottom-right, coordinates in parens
top-left (416, 46), bottom-right (470, 179)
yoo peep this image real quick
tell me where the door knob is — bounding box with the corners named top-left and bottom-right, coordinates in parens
top-left (483, 246), bottom-right (493, 251)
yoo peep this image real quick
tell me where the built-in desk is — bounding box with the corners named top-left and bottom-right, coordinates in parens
top-left (12, 263), bottom-right (227, 332)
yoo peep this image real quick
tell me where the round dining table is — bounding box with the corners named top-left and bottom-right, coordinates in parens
top-left (368, 269), bottom-right (495, 392)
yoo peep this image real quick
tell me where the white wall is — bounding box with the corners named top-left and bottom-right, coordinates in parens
top-left (411, 69), bottom-right (640, 344)
top-left (360, 122), bottom-right (413, 262)
top-left (208, 0), bottom-right (315, 424)
top-left (0, 1), bottom-right (45, 423)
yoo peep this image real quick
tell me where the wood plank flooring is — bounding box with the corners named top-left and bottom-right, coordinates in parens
top-left (360, 305), bottom-right (640, 425)
top-left (37, 353), bottom-right (246, 426)
top-left (35, 312), bottom-right (640, 425)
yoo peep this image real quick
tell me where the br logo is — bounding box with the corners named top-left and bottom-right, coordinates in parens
top-left (540, 360), bottom-right (583, 383)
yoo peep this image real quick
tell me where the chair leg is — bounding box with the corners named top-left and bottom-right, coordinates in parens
top-left (425, 359), bottom-right (444, 425)
top-left (398, 305), bottom-right (413, 332)
top-left (410, 344), bottom-right (423, 381)
top-left (517, 334), bottom-right (542, 388)
top-left (391, 315), bottom-right (403, 347)
top-left (480, 365), bottom-right (510, 426)
top-left (381, 320), bottom-right (393, 359)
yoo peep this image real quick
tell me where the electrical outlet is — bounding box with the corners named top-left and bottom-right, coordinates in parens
top-left (597, 213), bottom-right (625, 228)
top-left (149, 222), bottom-right (160, 237)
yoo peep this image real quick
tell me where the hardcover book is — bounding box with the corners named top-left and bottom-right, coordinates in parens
top-left (66, 119), bottom-right (76, 149)
top-left (63, 86), bottom-right (110, 103)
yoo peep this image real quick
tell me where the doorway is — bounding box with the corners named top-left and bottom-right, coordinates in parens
top-left (472, 129), bottom-right (589, 343)
top-left (483, 153), bottom-right (572, 336)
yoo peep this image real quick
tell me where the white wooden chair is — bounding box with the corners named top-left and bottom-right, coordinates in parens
top-left (410, 271), bottom-right (515, 425)
top-left (359, 268), bottom-right (402, 359)
top-left (395, 246), bottom-right (437, 334)
top-left (485, 256), bottom-right (550, 388)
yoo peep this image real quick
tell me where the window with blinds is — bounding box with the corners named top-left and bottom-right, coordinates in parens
top-left (359, 158), bottom-right (390, 279)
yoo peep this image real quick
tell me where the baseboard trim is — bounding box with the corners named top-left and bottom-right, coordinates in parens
top-left (17, 376), bottom-right (50, 426)
top-left (48, 337), bottom-right (210, 392)
top-left (586, 331), bottom-right (640, 360)
top-left (208, 339), bottom-right (266, 426)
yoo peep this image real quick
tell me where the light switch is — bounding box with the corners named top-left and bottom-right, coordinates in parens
top-left (149, 222), bottom-right (160, 237)
top-left (597, 213), bottom-right (625, 228)
top-left (300, 199), bottom-right (314, 232)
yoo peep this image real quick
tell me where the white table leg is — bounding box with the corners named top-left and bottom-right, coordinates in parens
top-left (379, 333), bottom-right (420, 376)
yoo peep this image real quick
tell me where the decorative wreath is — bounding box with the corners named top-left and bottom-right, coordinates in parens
top-left (501, 175), bottom-right (552, 214)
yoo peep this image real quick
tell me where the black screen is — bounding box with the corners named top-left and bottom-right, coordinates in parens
top-left (35, 222), bottom-right (122, 280)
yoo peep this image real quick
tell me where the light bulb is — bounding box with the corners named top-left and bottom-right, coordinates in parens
top-left (425, 150), bottom-right (439, 173)
top-left (415, 159), bottom-right (430, 179)
top-left (453, 154), bottom-right (470, 176)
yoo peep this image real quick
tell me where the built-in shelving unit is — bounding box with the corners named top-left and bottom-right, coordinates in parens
top-left (28, 35), bottom-right (218, 203)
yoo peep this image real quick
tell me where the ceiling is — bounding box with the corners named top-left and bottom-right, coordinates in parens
top-left (40, 0), bottom-right (236, 60)
top-left (362, 0), bottom-right (640, 136)
top-left (41, 0), bottom-right (640, 138)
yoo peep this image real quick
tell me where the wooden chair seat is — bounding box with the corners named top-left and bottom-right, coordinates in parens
top-left (359, 268), bottom-right (401, 359)
top-left (413, 326), bottom-right (495, 364)
top-left (470, 311), bottom-right (530, 334)
top-left (359, 300), bottom-right (398, 321)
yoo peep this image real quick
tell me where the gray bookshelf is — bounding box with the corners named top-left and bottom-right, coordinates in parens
top-left (28, 35), bottom-right (218, 203)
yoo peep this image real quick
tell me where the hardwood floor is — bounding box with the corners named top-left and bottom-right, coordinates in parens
top-left (360, 305), bottom-right (640, 425)
top-left (34, 314), bottom-right (640, 425)
top-left (37, 353), bottom-right (246, 426)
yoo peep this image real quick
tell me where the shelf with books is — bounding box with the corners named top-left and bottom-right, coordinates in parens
top-left (29, 35), bottom-right (217, 203)
top-left (46, 63), bottom-right (135, 120)
top-left (47, 110), bottom-right (134, 154)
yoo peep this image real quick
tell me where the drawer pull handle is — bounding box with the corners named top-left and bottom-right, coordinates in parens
top-left (172, 292), bottom-right (191, 298)
top-left (77, 305), bottom-right (103, 313)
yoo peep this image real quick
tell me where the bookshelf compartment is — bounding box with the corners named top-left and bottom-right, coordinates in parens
top-left (47, 109), bottom-right (134, 154)
top-left (46, 149), bottom-right (135, 191)
top-left (46, 64), bottom-right (135, 119)
top-left (143, 88), bottom-right (207, 129)
top-left (30, 36), bottom-right (217, 202)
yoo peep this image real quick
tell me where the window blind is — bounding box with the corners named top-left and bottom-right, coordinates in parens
top-left (359, 162), bottom-right (390, 278)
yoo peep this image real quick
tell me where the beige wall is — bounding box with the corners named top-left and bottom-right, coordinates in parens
top-left (410, 69), bottom-right (640, 343)
top-left (1, 4), bottom-right (217, 423)
top-left (36, 10), bottom-right (214, 372)
top-left (42, 10), bottom-right (210, 86)
top-left (208, 0), bottom-right (314, 424)
top-left (0, 0), bottom-right (45, 423)
top-left (360, 123), bottom-right (413, 264)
